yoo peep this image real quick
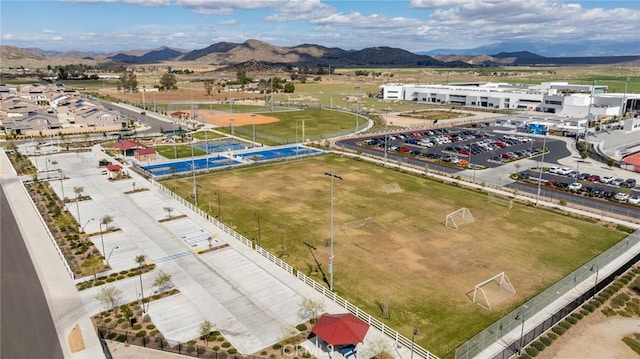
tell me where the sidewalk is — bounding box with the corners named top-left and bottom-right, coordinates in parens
top-left (0, 148), bottom-right (106, 359)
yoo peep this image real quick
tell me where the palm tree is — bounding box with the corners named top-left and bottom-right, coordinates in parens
top-left (100, 215), bottom-right (114, 263)
top-left (135, 254), bottom-right (146, 311)
top-left (73, 186), bottom-right (84, 230)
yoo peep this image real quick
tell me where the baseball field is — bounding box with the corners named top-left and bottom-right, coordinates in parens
top-left (161, 154), bottom-right (627, 357)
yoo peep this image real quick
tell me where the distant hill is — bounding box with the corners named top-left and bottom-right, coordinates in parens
top-left (107, 46), bottom-right (184, 63)
top-left (422, 40), bottom-right (640, 57)
top-left (4, 40), bottom-right (639, 68)
top-left (180, 39), bottom-right (448, 67)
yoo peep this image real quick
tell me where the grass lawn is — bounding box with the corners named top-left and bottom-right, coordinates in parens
top-left (161, 154), bottom-right (627, 357)
top-left (154, 144), bottom-right (205, 159)
top-left (216, 108), bottom-right (364, 144)
top-left (191, 131), bottom-right (226, 140)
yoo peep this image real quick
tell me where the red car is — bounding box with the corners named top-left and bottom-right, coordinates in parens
top-left (587, 175), bottom-right (601, 182)
top-left (458, 149), bottom-right (471, 156)
top-left (398, 146), bottom-right (411, 152)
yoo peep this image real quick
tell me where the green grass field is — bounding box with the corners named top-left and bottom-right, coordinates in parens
top-left (154, 144), bottom-right (205, 159)
top-left (216, 108), bottom-right (365, 144)
top-left (191, 131), bottom-right (226, 140)
top-left (161, 154), bottom-right (627, 357)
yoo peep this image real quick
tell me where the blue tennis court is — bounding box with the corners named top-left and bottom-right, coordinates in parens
top-left (141, 157), bottom-right (241, 176)
top-left (236, 146), bottom-right (322, 162)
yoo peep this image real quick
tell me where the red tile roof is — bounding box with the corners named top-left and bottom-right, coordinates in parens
top-left (623, 152), bottom-right (640, 170)
top-left (114, 140), bottom-right (147, 151)
top-left (106, 164), bottom-right (123, 171)
top-left (135, 148), bottom-right (156, 155)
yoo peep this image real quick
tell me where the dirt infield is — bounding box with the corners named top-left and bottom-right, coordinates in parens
top-left (197, 111), bottom-right (280, 126)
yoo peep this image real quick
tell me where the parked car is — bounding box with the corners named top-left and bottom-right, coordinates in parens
top-left (623, 178), bottom-right (637, 188)
top-left (611, 178), bottom-right (626, 186)
top-left (568, 182), bottom-right (583, 191)
top-left (547, 166), bottom-right (560, 173)
top-left (614, 192), bottom-right (630, 201)
top-left (578, 173), bottom-right (591, 180)
top-left (567, 171), bottom-right (580, 178)
top-left (628, 194), bottom-right (640, 205)
top-left (587, 175), bottom-right (601, 182)
top-left (600, 175), bottom-right (614, 184)
top-left (557, 167), bottom-right (572, 175)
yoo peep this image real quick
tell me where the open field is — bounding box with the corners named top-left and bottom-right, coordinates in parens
top-left (154, 144), bottom-right (205, 159)
top-left (160, 154), bottom-right (627, 357)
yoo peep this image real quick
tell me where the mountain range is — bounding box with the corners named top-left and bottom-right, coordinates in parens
top-left (2, 39), bottom-right (639, 68)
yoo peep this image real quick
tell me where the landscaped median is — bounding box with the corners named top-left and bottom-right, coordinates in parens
top-left (76, 263), bottom-right (156, 291)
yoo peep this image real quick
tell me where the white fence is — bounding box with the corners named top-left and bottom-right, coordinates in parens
top-left (153, 180), bottom-right (437, 359)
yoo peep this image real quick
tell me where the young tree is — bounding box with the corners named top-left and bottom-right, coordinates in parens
top-left (159, 73), bottom-right (177, 91)
top-left (199, 320), bottom-right (213, 346)
top-left (284, 82), bottom-right (295, 93)
top-left (82, 254), bottom-right (104, 282)
top-left (163, 206), bottom-right (174, 219)
top-left (101, 214), bottom-right (114, 231)
top-left (153, 271), bottom-right (172, 295)
top-left (299, 298), bottom-right (325, 323)
top-left (135, 254), bottom-right (146, 310)
top-left (96, 285), bottom-right (123, 314)
top-left (73, 186), bottom-right (84, 229)
top-left (203, 80), bottom-right (214, 96)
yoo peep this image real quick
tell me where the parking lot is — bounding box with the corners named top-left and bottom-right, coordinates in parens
top-left (352, 126), bottom-right (560, 170)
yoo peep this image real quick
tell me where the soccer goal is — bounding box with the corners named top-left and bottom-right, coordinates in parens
top-left (488, 193), bottom-right (514, 209)
top-left (471, 272), bottom-right (516, 310)
top-left (382, 182), bottom-right (403, 195)
top-left (445, 207), bottom-right (474, 230)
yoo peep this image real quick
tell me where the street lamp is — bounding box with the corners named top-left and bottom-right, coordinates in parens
top-left (535, 131), bottom-right (548, 206)
top-left (251, 114), bottom-right (257, 143)
top-left (191, 144), bottom-right (197, 206)
top-left (590, 264), bottom-right (599, 299)
top-left (583, 80), bottom-right (597, 140)
top-left (515, 311), bottom-right (525, 357)
top-left (254, 210), bottom-right (261, 246)
top-left (410, 327), bottom-right (419, 359)
top-left (81, 217), bottom-right (95, 233)
top-left (324, 172), bottom-right (343, 291)
top-left (107, 246), bottom-right (119, 265)
top-left (619, 76), bottom-right (630, 129)
top-left (214, 191), bottom-right (221, 221)
top-left (99, 221), bottom-right (106, 262)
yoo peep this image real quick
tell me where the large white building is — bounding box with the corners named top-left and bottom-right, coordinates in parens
top-left (380, 82), bottom-right (640, 120)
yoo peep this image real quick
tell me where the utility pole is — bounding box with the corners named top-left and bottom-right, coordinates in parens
top-left (324, 172), bottom-right (342, 291)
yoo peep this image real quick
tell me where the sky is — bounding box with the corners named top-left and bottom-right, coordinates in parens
top-left (1, 0), bottom-right (639, 55)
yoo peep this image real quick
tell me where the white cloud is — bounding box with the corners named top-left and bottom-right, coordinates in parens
top-left (409, 0), bottom-right (468, 9)
top-left (176, 0), bottom-right (284, 15)
top-left (218, 19), bottom-right (237, 26)
top-left (2, 34), bottom-right (14, 40)
top-left (124, 0), bottom-right (170, 6)
top-left (51, 36), bottom-right (63, 41)
top-left (40, 29), bottom-right (57, 34)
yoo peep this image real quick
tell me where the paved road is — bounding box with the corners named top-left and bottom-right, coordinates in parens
top-left (0, 185), bottom-right (64, 359)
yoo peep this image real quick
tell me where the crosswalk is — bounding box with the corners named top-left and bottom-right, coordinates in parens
top-left (152, 251), bottom-right (193, 264)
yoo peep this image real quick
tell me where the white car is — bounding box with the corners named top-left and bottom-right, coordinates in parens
top-left (557, 167), bottom-right (573, 175)
top-left (614, 192), bottom-right (630, 201)
top-left (628, 195), bottom-right (640, 205)
top-left (600, 175), bottom-right (614, 184)
top-left (548, 166), bottom-right (561, 174)
top-left (568, 182), bottom-right (583, 191)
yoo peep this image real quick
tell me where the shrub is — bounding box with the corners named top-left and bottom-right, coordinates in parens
top-left (146, 324), bottom-right (155, 330)
top-left (272, 343), bottom-right (282, 350)
top-left (143, 314), bottom-right (151, 323)
top-left (566, 316), bottom-right (578, 325)
top-left (104, 318), bottom-right (112, 323)
top-left (127, 272), bottom-right (137, 277)
top-left (547, 332), bottom-right (558, 340)
top-left (186, 345), bottom-right (195, 353)
top-left (583, 303), bottom-right (596, 312)
top-left (525, 346), bottom-right (538, 357)
top-left (117, 318), bottom-right (125, 324)
top-left (228, 348), bottom-right (237, 354)
top-left (592, 298), bottom-right (603, 307)
top-left (121, 322), bottom-right (130, 329)
top-left (132, 324), bottom-right (142, 330)
top-left (611, 292), bottom-right (631, 308)
top-left (108, 321), bottom-right (117, 329)
top-left (136, 330), bottom-right (147, 338)
top-left (221, 341), bottom-right (231, 348)
top-left (117, 275), bottom-right (125, 280)
top-left (623, 336), bottom-right (640, 355)
top-left (94, 280), bottom-right (105, 286)
top-left (109, 273), bottom-right (118, 277)
top-left (197, 347), bottom-right (206, 356)
top-left (520, 353), bottom-right (532, 359)
top-left (261, 351), bottom-right (268, 356)
top-left (571, 312), bottom-right (583, 320)
top-left (540, 336), bottom-right (553, 346)
top-left (532, 340), bottom-right (545, 351)
top-left (133, 304), bottom-right (141, 310)
top-left (187, 340), bottom-right (196, 345)
top-left (559, 320), bottom-right (572, 330)
top-left (116, 334), bottom-right (127, 342)
top-left (296, 323), bottom-right (307, 332)
top-left (212, 346), bottom-right (220, 351)
top-left (580, 309), bottom-right (590, 317)
top-left (552, 326), bottom-right (566, 336)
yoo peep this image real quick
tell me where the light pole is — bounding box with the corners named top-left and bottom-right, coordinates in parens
top-left (535, 131), bottom-right (548, 206)
top-left (106, 246), bottom-right (119, 265)
top-left (251, 114), bottom-right (256, 143)
top-left (410, 327), bottom-right (419, 359)
top-left (191, 143), bottom-right (197, 206)
top-left (515, 311), bottom-right (525, 357)
top-left (99, 221), bottom-right (105, 262)
top-left (584, 80), bottom-right (596, 139)
top-left (81, 217), bottom-right (95, 233)
top-left (324, 172), bottom-right (343, 291)
top-left (619, 76), bottom-right (630, 129)
top-left (254, 210), bottom-right (261, 246)
top-left (214, 191), bottom-right (221, 221)
top-left (590, 264), bottom-right (599, 299)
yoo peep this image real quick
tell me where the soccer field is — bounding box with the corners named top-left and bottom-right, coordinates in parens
top-left (161, 154), bottom-right (626, 356)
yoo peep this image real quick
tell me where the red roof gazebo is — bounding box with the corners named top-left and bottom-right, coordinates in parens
top-left (311, 313), bottom-right (370, 346)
